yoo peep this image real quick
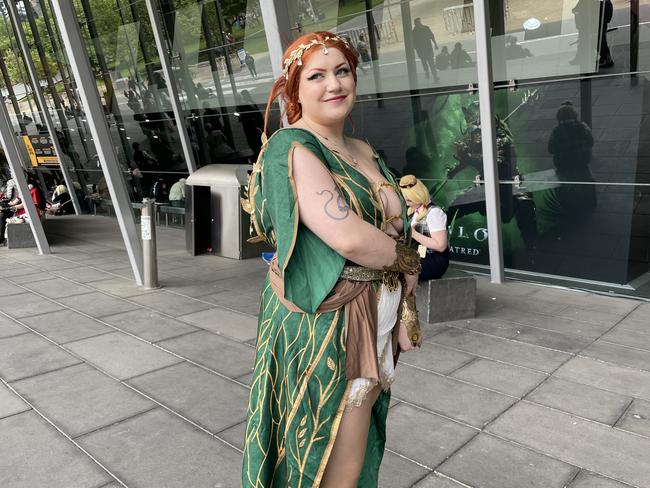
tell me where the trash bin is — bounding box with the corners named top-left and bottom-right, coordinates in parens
top-left (185, 164), bottom-right (271, 259)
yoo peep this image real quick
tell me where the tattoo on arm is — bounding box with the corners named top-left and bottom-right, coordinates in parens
top-left (316, 188), bottom-right (350, 221)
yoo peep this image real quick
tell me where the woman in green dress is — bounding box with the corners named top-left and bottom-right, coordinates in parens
top-left (242, 32), bottom-right (421, 488)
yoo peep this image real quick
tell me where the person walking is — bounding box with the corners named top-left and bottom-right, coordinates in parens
top-left (412, 18), bottom-right (439, 81)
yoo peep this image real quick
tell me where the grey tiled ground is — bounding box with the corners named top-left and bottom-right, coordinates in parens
top-left (0, 215), bottom-right (648, 488)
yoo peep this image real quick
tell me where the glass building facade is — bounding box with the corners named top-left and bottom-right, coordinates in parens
top-left (0, 0), bottom-right (649, 298)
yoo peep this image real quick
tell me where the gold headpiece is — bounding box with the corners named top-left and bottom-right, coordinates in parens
top-left (283, 35), bottom-right (350, 79)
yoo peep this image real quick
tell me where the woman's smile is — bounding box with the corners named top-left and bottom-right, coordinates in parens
top-left (323, 95), bottom-right (347, 103)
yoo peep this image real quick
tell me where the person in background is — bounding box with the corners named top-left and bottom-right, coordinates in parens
top-left (436, 46), bottom-right (451, 70)
top-left (244, 52), bottom-right (258, 79)
top-left (169, 178), bottom-right (186, 208)
top-left (599, 0), bottom-right (614, 68)
top-left (399, 175), bottom-right (449, 281)
top-left (450, 42), bottom-right (474, 69)
top-left (412, 17), bottom-right (439, 81)
top-left (47, 184), bottom-right (74, 215)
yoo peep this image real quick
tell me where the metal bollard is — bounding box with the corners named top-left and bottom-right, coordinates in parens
top-left (141, 198), bottom-right (160, 289)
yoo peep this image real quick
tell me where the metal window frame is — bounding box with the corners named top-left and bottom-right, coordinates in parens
top-left (474, 0), bottom-right (505, 283)
top-left (143, 0), bottom-right (198, 173)
top-left (5, 0), bottom-right (83, 215)
top-left (0, 96), bottom-right (50, 254)
top-left (51, 0), bottom-right (145, 285)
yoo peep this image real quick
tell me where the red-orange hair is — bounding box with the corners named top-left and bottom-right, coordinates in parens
top-left (263, 32), bottom-right (359, 135)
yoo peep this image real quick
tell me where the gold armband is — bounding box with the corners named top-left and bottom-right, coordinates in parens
top-left (383, 241), bottom-right (422, 276)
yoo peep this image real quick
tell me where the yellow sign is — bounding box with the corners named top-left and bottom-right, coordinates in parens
top-left (22, 135), bottom-right (58, 166)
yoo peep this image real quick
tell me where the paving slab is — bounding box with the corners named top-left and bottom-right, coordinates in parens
top-left (163, 281), bottom-right (226, 299)
top-left (527, 377), bottom-right (631, 425)
top-left (412, 473), bottom-right (468, 488)
top-left (0, 333), bottom-right (81, 382)
top-left (451, 358), bottom-right (548, 397)
top-left (601, 327), bottom-right (650, 352)
top-left (78, 408), bottom-right (242, 488)
top-left (53, 266), bottom-right (116, 283)
top-left (65, 332), bottom-right (182, 380)
top-left (386, 403), bottom-right (477, 468)
top-left (214, 270), bottom-right (267, 293)
top-left (0, 292), bottom-right (64, 319)
top-left (0, 383), bottom-right (30, 419)
top-left (398, 343), bottom-right (475, 375)
top-left (445, 317), bottom-right (523, 339)
top-left (555, 356), bottom-right (650, 401)
top-left (8, 271), bottom-right (57, 285)
top-left (57, 291), bottom-right (140, 318)
top-left (176, 307), bottom-right (258, 341)
top-left (85, 277), bottom-right (157, 298)
top-left (582, 341), bottom-right (650, 372)
top-left (22, 278), bottom-right (94, 299)
top-left (100, 308), bottom-right (198, 342)
top-left (438, 433), bottom-right (578, 488)
top-left (510, 324), bottom-right (595, 353)
top-left (487, 402), bottom-right (650, 487)
top-left (0, 411), bottom-right (110, 488)
top-left (378, 450), bottom-right (430, 488)
top-left (201, 289), bottom-right (262, 316)
top-left (128, 362), bottom-right (249, 433)
top-left (391, 365), bottom-right (516, 427)
top-left (218, 421), bottom-right (246, 450)
top-left (615, 398), bottom-right (650, 438)
top-left (158, 330), bottom-right (255, 378)
top-left (480, 307), bottom-right (610, 338)
top-left (555, 306), bottom-right (628, 327)
top-left (0, 264), bottom-right (40, 278)
top-left (475, 293), bottom-right (570, 316)
top-left (12, 363), bottom-right (155, 438)
top-left (569, 471), bottom-right (635, 488)
top-left (0, 280), bottom-right (28, 297)
top-left (27, 260), bottom-right (87, 271)
top-left (21, 309), bottom-right (112, 344)
top-left (0, 314), bottom-right (26, 339)
top-left (429, 328), bottom-right (572, 373)
top-left (127, 290), bottom-right (214, 317)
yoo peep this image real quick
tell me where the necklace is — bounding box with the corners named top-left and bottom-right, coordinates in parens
top-left (302, 120), bottom-right (359, 167)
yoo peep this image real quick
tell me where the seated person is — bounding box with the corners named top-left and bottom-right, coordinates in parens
top-left (399, 175), bottom-right (449, 281)
top-left (47, 184), bottom-right (74, 215)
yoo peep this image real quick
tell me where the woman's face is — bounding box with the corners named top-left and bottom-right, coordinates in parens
top-left (298, 47), bottom-right (356, 125)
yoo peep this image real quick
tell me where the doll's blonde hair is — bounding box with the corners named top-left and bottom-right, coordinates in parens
top-left (399, 175), bottom-right (431, 206)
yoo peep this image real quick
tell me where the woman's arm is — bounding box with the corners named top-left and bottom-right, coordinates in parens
top-left (292, 145), bottom-right (399, 269)
top-left (411, 228), bottom-right (448, 252)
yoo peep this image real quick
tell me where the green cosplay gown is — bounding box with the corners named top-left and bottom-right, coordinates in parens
top-left (242, 128), bottom-right (407, 488)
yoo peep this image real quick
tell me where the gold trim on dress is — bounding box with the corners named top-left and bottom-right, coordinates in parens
top-left (313, 380), bottom-right (353, 488)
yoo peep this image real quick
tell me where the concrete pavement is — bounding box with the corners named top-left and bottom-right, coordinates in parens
top-left (0, 215), bottom-right (649, 487)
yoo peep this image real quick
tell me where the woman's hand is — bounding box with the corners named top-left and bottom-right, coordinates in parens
top-left (403, 272), bottom-right (418, 296)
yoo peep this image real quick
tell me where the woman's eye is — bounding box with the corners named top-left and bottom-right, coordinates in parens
top-left (337, 67), bottom-right (350, 76)
top-left (307, 73), bottom-right (323, 81)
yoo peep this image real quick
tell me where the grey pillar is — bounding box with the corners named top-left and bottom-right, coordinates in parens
top-left (51, 0), bottom-right (144, 285)
top-left (473, 0), bottom-right (504, 284)
top-left (5, 0), bottom-right (82, 215)
top-left (0, 95), bottom-right (50, 254)
top-left (0, 52), bottom-right (27, 133)
top-left (143, 0), bottom-right (198, 173)
top-left (259, 0), bottom-right (291, 78)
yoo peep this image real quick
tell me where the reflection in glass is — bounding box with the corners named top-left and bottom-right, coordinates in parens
top-left (284, 0), bottom-right (479, 94)
top-left (491, 0), bottom-right (603, 81)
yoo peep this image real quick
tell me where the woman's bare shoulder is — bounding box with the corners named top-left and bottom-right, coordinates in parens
top-left (347, 136), bottom-right (376, 158)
